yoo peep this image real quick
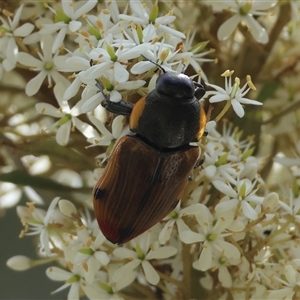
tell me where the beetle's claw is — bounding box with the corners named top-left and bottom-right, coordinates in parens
top-left (96, 79), bottom-right (110, 102)
top-left (101, 100), bottom-right (108, 108)
top-left (194, 155), bottom-right (205, 168)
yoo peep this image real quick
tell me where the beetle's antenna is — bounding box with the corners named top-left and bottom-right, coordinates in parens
top-left (140, 54), bottom-right (166, 73)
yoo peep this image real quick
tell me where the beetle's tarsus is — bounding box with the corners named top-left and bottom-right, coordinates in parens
top-left (194, 155), bottom-right (205, 168)
top-left (194, 82), bottom-right (205, 100)
top-left (102, 100), bottom-right (133, 116)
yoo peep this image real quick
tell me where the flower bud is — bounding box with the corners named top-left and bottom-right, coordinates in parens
top-left (58, 199), bottom-right (77, 218)
top-left (7, 255), bottom-right (32, 271)
top-left (262, 192), bottom-right (279, 212)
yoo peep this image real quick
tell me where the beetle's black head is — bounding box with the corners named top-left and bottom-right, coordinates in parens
top-left (156, 73), bottom-right (195, 99)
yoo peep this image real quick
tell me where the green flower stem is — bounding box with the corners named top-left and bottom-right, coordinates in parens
top-left (181, 242), bottom-right (191, 300)
top-left (31, 255), bottom-right (60, 267)
top-left (214, 100), bottom-right (232, 123)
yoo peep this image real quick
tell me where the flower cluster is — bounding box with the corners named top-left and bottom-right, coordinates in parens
top-left (2, 0), bottom-right (300, 300)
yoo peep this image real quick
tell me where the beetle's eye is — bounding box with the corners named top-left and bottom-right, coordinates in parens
top-left (156, 73), bottom-right (194, 99)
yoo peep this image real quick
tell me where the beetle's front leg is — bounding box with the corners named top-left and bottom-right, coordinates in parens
top-left (95, 80), bottom-right (133, 116)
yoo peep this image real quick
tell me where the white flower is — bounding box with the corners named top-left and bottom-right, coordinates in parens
top-left (17, 197), bottom-right (65, 256)
top-left (85, 42), bottom-right (146, 83)
top-left (202, 141), bottom-right (239, 185)
top-left (131, 41), bottom-right (181, 75)
top-left (87, 114), bottom-right (125, 151)
top-left (214, 178), bottom-right (263, 220)
top-left (35, 83), bottom-right (97, 146)
top-left (119, 22), bottom-right (157, 48)
top-left (274, 141), bottom-right (300, 177)
top-left (211, 252), bottom-right (240, 288)
top-left (268, 264), bottom-right (300, 299)
top-left (211, 0), bottom-right (278, 44)
top-left (112, 233), bottom-right (177, 285)
top-left (119, 0), bottom-right (185, 40)
top-left (82, 70), bottom-right (145, 112)
top-left (85, 7), bottom-right (123, 47)
top-left (0, 5), bottom-right (34, 70)
top-left (17, 35), bottom-right (70, 96)
top-left (181, 204), bottom-right (240, 271)
top-left (182, 29), bottom-right (215, 82)
top-left (39, 0), bottom-right (98, 53)
top-left (46, 266), bottom-right (82, 300)
top-left (6, 255), bottom-right (32, 271)
top-left (278, 188), bottom-right (300, 223)
top-left (74, 229), bottom-right (110, 284)
top-left (158, 201), bottom-right (205, 244)
top-left (206, 70), bottom-right (261, 118)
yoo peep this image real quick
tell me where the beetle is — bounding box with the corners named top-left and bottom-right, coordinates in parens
top-left (93, 56), bottom-right (207, 244)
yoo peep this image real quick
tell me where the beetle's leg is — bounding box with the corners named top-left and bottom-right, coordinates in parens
top-left (194, 154), bottom-right (205, 168)
top-left (95, 80), bottom-right (133, 116)
top-left (194, 82), bottom-right (205, 100)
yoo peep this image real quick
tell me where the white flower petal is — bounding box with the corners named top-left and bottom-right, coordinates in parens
top-left (209, 94), bottom-right (230, 103)
top-left (268, 288), bottom-right (295, 299)
top-left (146, 246), bottom-right (177, 260)
top-left (39, 23), bottom-right (65, 35)
top-left (243, 15), bottom-right (269, 44)
top-left (216, 240), bottom-right (240, 260)
top-left (68, 20), bottom-right (82, 32)
top-left (218, 265), bottom-right (232, 288)
top-left (111, 115), bottom-right (124, 138)
top-left (115, 271), bottom-right (137, 292)
top-left (241, 201), bottom-right (258, 220)
top-left (11, 5), bottom-right (24, 29)
top-left (131, 61), bottom-right (154, 74)
top-left (158, 220), bottom-right (174, 244)
top-left (113, 247), bottom-right (137, 259)
top-left (213, 181), bottom-right (237, 197)
top-left (50, 70), bottom-right (70, 88)
top-left (17, 52), bottom-right (42, 68)
top-left (285, 265), bottom-right (297, 286)
top-left (94, 251), bottom-right (110, 266)
top-left (73, 118), bottom-right (98, 139)
top-left (65, 57), bottom-right (90, 71)
top-left (180, 230), bottom-right (205, 244)
top-left (46, 266), bottom-right (71, 281)
top-left (68, 282), bottom-right (80, 300)
top-left (109, 90), bottom-right (122, 103)
top-left (238, 97), bottom-right (262, 105)
top-left (142, 260), bottom-right (160, 285)
top-left (88, 115), bottom-right (112, 137)
top-left (231, 98), bottom-right (245, 117)
top-left (217, 14), bottom-right (241, 41)
top-left (112, 259), bottom-right (141, 283)
top-left (194, 243), bottom-right (212, 271)
top-left (114, 62), bottom-right (129, 83)
top-left (56, 122), bottom-right (71, 146)
top-left (73, 0), bottom-right (98, 19)
top-left (35, 103), bottom-right (62, 117)
top-left (215, 199), bottom-right (238, 214)
top-left (64, 76), bottom-right (82, 100)
top-left (14, 23), bottom-right (34, 37)
top-left (25, 72), bottom-right (47, 96)
top-left (85, 61), bottom-right (112, 80)
top-left (52, 26), bottom-right (68, 53)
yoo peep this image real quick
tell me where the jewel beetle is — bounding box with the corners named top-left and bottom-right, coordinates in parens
top-left (93, 56), bottom-right (207, 244)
